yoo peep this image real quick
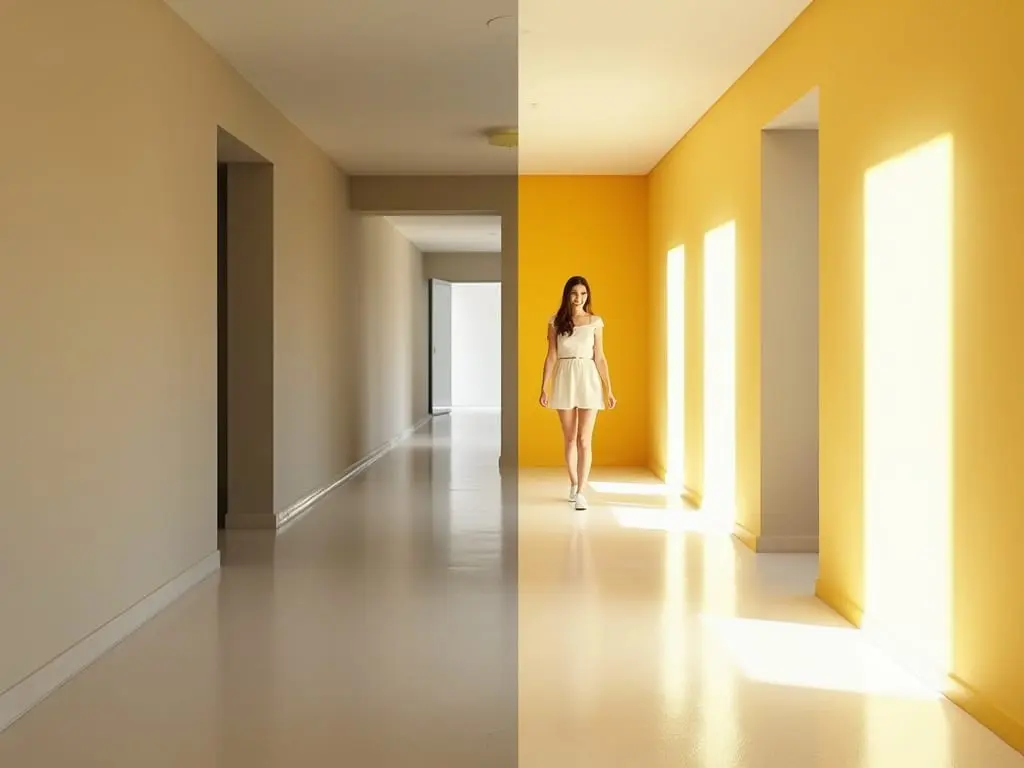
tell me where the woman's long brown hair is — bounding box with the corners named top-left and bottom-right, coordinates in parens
top-left (553, 276), bottom-right (592, 337)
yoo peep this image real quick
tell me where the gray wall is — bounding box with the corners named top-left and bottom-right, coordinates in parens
top-left (423, 251), bottom-right (501, 283)
top-left (759, 129), bottom-right (820, 552)
top-left (0, 0), bottom-right (428, 701)
top-left (350, 216), bottom-right (429, 456)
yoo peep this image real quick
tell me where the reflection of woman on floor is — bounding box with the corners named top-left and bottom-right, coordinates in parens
top-left (539, 275), bottom-right (617, 510)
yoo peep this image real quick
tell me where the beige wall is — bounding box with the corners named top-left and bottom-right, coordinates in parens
top-left (349, 216), bottom-right (430, 455)
top-left (0, 0), bottom-right (426, 700)
top-left (759, 129), bottom-right (820, 551)
top-left (423, 252), bottom-right (501, 283)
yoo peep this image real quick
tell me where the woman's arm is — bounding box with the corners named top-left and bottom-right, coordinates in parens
top-left (540, 322), bottom-right (557, 398)
top-left (593, 321), bottom-right (615, 404)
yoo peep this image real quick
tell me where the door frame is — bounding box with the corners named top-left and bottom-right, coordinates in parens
top-left (428, 278), bottom-right (452, 416)
top-left (217, 162), bottom-right (228, 530)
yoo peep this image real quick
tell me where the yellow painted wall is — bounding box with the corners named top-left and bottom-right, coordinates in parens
top-left (519, 176), bottom-right (649, 468)
top-left (648, 0), bottom-right (1024, 749)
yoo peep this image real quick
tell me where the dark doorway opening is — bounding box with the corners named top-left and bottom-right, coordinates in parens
top-left (216, 127), bottom-right (275, 535)
top-left (217, 162), bottom-right (228, 530)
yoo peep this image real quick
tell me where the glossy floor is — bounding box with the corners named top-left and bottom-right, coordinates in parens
top-left (0, 410), bottom-right (1021, 767)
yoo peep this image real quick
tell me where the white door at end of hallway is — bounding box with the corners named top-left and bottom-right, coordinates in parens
top-left (430, 279), bottom-right (453, 415)
top-left (451, 282), bottom-right (501, 409)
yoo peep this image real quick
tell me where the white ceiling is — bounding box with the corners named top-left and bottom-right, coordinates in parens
top-left (166, 0), bottom-right (516, 174)
top-left (166, 0), bottom-right (812, 175)
top-left (386, 215), bottom-right (502, 253)
top-left (518, 0), bottom-right (813, 173)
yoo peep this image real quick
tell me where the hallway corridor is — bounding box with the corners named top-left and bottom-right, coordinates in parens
top-left (0, 411), bottom-right (1022, 766)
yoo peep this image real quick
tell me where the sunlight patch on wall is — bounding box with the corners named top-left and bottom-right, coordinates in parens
top-left (703, 222), bottom-right (737, 517)
top-left (666, 246), bottom-right (686, 490)
top-left (863, 134), bottom-right (954, 679)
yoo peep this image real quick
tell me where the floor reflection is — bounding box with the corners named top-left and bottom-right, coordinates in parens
top-left (0, 409), bottom-right (515, 768)
top-left (518, 467), bottom-right (1024, 767)
top-left (2, 414), bottom-right (1022, 767)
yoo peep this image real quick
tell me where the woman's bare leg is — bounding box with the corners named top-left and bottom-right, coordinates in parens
top-left (575, 409), bottom-right (598, 494)
top-left (557, 409), bottom-right (579, 486)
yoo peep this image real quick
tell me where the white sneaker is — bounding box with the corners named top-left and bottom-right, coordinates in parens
top-left (574, 492), bottom-right (588, 511)
top-left (569, 484), bottom-right (578, 502)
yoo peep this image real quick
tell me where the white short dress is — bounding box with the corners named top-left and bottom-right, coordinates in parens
top-left (548, 315), bottom-right (606, 410)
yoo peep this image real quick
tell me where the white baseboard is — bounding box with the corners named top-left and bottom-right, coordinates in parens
top-left (0, 416), bottom-right (431, 733)
top-left (756, 533), bottom-right (820, 553)
top-left (0, 550), bottom-right (220, 733)
top-left (276, 414), bottom-right (432, 530)
top-left (732, 523), bottom-right (819, 553)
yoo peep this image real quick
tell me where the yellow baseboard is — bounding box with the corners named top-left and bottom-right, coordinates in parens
top-left (732, 521), bottom-right (758, 552)
top-left (682, 485), bottom-right (702, 508)
top-left (647, 465), bottom-right (702, 507)
top-left (814, 577), bottom-right (863, 625)
top-left (815, 578), bottom-right (1024, 755)
top-left (947, 675), bottom-right (1024, 755)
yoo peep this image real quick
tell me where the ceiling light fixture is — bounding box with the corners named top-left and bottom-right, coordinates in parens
top-left (486, 15), bottom-right (528, 35)
top-left (484, 127), bottom-right (518, 149)
top-left (485, 14), bottom-right (513, 29)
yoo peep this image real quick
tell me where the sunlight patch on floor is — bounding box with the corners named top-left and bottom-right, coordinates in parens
top-left (611, 506), bottom-right (733, 534)
top-left (701, 615), bottom-right (940, 700)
